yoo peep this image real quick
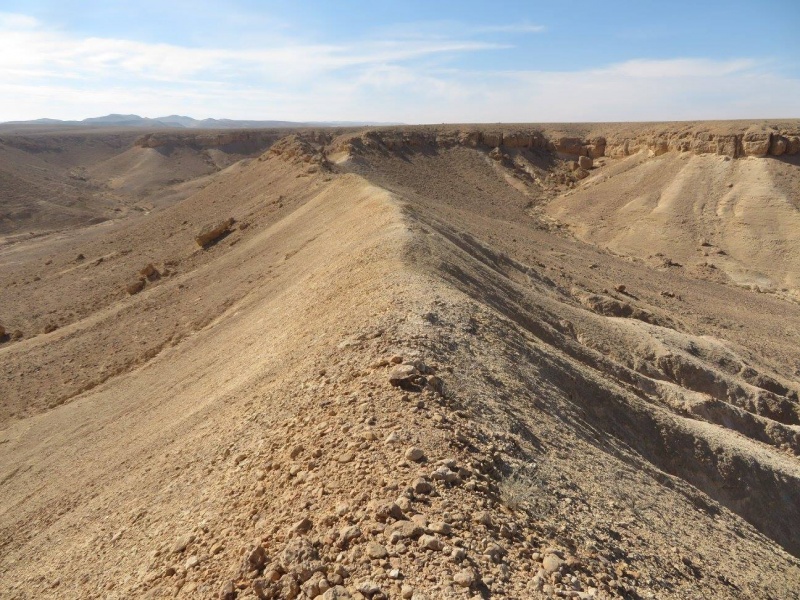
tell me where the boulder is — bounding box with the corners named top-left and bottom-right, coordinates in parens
top-left (742, 131), bottom-right (771, 156)
top-left (139, 263), bottom-right (160, 280)
top-left (126, 279), bottom-right (145, 295)
top-left (196, 217), bottom-right (235, 247)
top-left (715, 135), bottom-right (739, 157)
top-left (770, 135), bottom-right (787, 156)
top-left (482, 132), bottom-right (503, 148)
top-left (457, 130), bottom-right (482, 148)
top-left (578, 155), bottom-right (593, 170)
top-left (502, 132), bottom-right (532, 148)
top-left (649, 138), bottom-right (670, 156)
top-left (788, 136), bottom-right (800, 155)
top-left (554, 137), bottom-right (585, 156)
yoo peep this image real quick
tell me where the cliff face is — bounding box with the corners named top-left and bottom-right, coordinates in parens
top-left (134, 130), bottom-right (284, 151)
top-left (333, 122), bottom-right (800, 160)
top-left (602, 128), bottom-right (799, 159)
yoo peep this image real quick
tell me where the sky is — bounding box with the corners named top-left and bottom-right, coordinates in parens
top-left (0, 0), bottom-right (799, 123)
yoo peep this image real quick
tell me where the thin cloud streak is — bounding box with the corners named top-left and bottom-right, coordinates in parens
top-left (474, 23), bottom-right (546, 34)
top-left (0, 12), bottom-right (797, 123)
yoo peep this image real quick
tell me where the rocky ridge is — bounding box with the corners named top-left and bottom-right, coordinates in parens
top-left (331, 122), bottom-right (800, 160)
top-left (1, 125), bottom-right (799, 600)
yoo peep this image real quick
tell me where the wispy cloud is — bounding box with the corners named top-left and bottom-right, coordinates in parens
top-left (0, 11), bottom-right (797, 123)
top-left (474, 23), bottom-right (546, 34)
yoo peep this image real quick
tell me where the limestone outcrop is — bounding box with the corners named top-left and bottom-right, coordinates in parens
top-left (334, 123), bottom-right (800, 162)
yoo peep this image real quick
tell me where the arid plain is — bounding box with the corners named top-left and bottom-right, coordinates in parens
top-left (1, 121), bottom-right (799, 599)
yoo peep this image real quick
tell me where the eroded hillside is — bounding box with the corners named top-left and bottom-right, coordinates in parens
top-left (1, 123), bottom-right (799, 600)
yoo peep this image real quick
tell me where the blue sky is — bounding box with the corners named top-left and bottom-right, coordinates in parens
top-left (1, 0), bottom-right (798, 122)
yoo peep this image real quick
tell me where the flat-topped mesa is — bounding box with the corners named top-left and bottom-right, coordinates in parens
top-left (334, 124), bottom-right (800, 160)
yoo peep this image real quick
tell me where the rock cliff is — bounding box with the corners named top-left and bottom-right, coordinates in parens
top-left (333, 122), bottom-right (800, 160)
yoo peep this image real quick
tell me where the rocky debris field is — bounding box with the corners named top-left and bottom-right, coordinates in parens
top-left (1, 124), bottom-right (799, 599)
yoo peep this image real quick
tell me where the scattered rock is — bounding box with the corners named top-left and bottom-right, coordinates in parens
top-left (339, 525), bottom-right (362, 547)
top-left (429, 521), bottom-right (452, 535)
top-left (357, 580), bottom-right (382, 597)
top-left (196, 217), bottom-right (235, 247)
top-left (405, 447), bottom-right (425, 462)
top-left (418, 535), bottom-right (444, 551)
top-left (373, 501), bottom-right (405, 522)
top-left (172, 534), bottom-right (195, 553)
top-left (139, 263), bottom-right (160, 280)
top-left (366, 541), bottom-right (388, 559)
top-left (126, 279), bottom-right (145, 295)
top-left (386, 520), bottom-right (424, 542)
top-left (291, 517), bottom-right (313, 535)
top-left (337, 451), bottom-right (355, 463)
top-left (543, 553), bottom-right (565, 573)
top-left (322, 586), bottom-right (352, 600)
top-left (219, 580), bottom-right (236, 599)
top-left (453, 568), bottom-right (476, 588)
top-left (389, 365), bottom-right (425, 390)
top-left (412, 478), bottom-right (432, 495)
top-left (431, 466), bottom-right (459, 483)
top-left (426, 375), bottom-right (444, 395)
top-left (246, 544), bottom-right (268, 571)
top-left (615, 284), bottom-right (626, 293)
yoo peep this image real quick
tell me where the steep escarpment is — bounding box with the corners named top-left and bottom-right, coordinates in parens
top-left (331, 121), bottom-right (800, 160)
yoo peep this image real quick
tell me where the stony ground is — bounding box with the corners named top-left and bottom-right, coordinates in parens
top-left (1, 124), bottom-right (799, 599)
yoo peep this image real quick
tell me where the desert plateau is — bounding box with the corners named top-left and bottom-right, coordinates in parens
top-left (0, 119), bottom-right (799, 600)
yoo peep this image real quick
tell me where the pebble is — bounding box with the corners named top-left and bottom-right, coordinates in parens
top-left (338, 451), bottom-right (355, 463)
top-left (453, 568), bottom-right (476, 587)
top-left (405, 447), bottom-right (425, 462)
top-left (418, 535), bottom-right (444, 551)
top-left (367, 542), bottom-right (388, 559)
top-left (431, 466), bottom-right (459, 483)
top-left (322, 585), bottom-right (353, 599)
top-left (340, 525), bottom-right (362, 546)
top-left (543, 553), bottom-right (565, 573)
top-left (412, 478), bottom-right (432, 495)
top-left (386, 520), bottom-right (424, 541)
top-left (291, 517), bottom-right (313, 535)
top-left (429, 521), bottom-right (451, 535)
top-left (171, 534), bottom-right (194, 553)
top-left (357, 581), bottom-right (382, 596)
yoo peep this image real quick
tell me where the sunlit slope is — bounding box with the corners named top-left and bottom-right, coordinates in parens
top-left (547, 152), bottom-right (800, 290)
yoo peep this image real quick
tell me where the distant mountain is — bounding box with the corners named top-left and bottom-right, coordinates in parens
top-left (2, 114), bottom-right (399, 129)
